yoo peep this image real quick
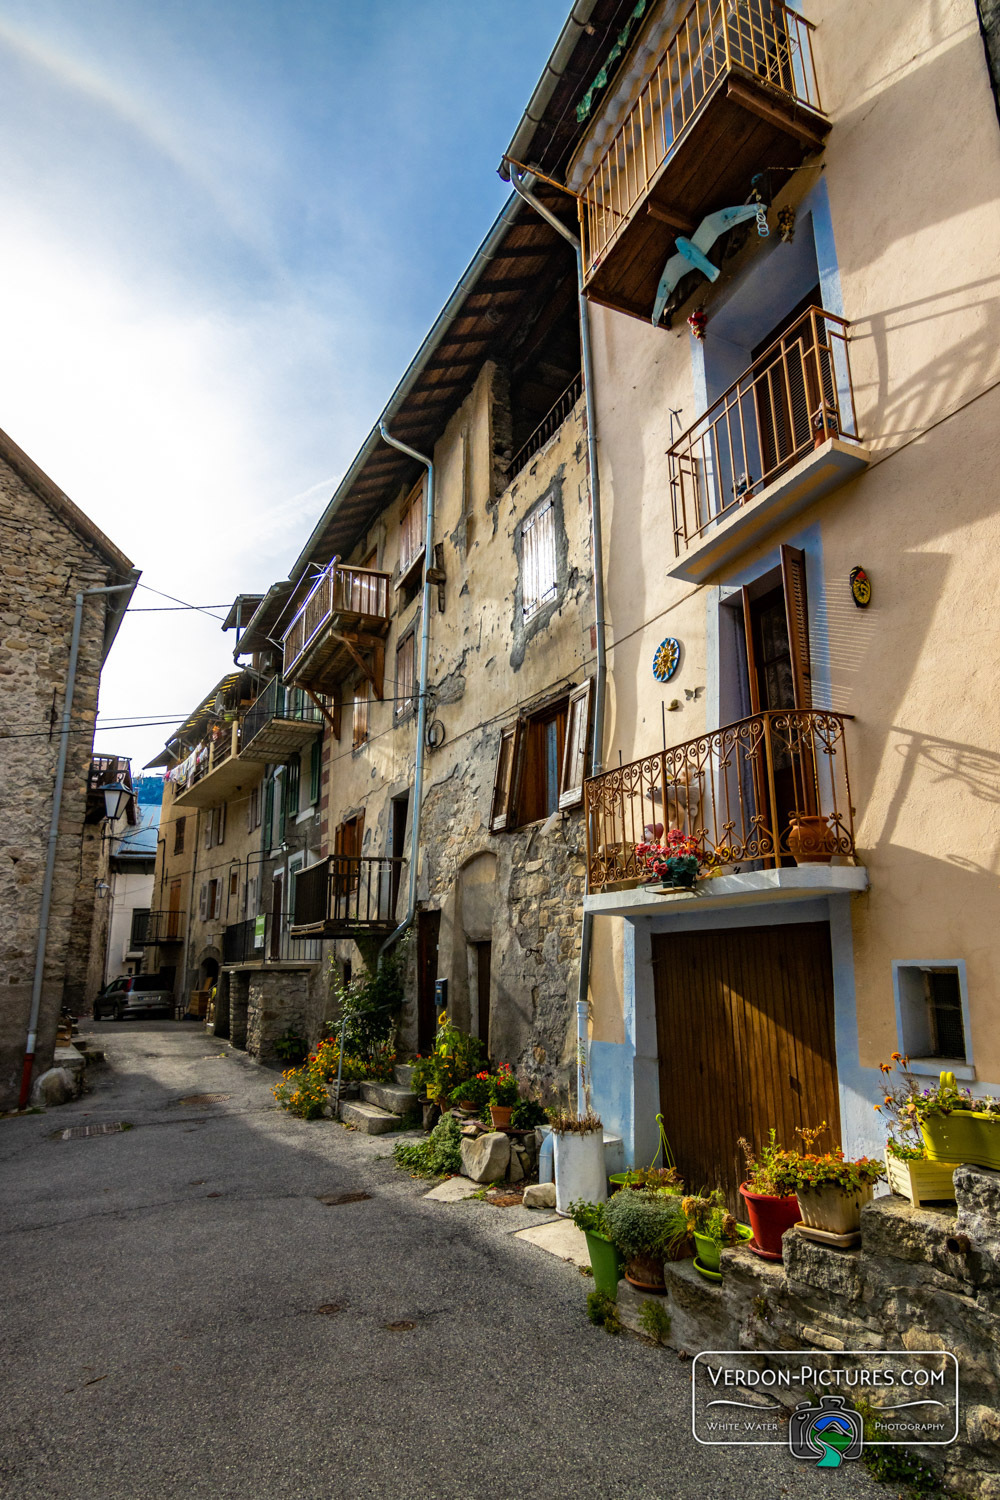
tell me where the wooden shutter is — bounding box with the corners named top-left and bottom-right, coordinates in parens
top-left (204, 815), bottom-right (213, 851)
top-left (199, 883), bottom-right (208, 919)
top-left (740, 587), bottom-right (762, 715)
top-left (780, 544), bottom-right (812, 709)
top-left (559, 679), bottom-right (594, 810)
top-left (217, 802), bottom-right (226, 846)
top-left (490, 721), bottom-right (523, 832)
top-left (521, 497), bottom-right (557, 619)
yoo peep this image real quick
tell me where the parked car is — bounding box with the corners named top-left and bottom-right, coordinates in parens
top-left (92, 974), bottom-right (175, 1021)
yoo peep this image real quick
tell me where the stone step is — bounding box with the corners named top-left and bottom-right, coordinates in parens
top-left (394, 1063), bottom-right (414, 1089)
top-left (361, 1080), bottom-right (418, 1115)
top-left (339, 1100), bottom-right (402, 1135)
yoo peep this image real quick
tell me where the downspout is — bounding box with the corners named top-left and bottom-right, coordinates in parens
top-left (508, 166), bottom-right (608, 1118)
top-left (19, 580), bottom-right (136, 1108)
top-left (376, 422), bottom-right (435, 966)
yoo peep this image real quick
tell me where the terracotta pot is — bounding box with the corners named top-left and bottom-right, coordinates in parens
top-left (739, 1183), bottom-right (800, 1260)
top-left (796, 1181), bottom-right (874, 1236)
top-left (787, 813), bottom-right (837, 864)
top-left (457, 1099), bottom-right (477, 1113)
top-left (489, 1104), bottom-right (513, 1129)
top-left (624, 1252), bottom-right (666, 1293)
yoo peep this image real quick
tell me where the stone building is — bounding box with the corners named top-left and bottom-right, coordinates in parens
top-left (63, 754), bottom-right (137, 1017)
top-left (0, 425), bottom-right (136, 1107)
top-left (501, 0), bottom-right (1000, 1182)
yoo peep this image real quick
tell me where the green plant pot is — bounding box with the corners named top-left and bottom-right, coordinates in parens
top-left (920, 1111), bottom-right (1000, 1171)
top-left (692, 1224), bottom-right (752, 1273)
top-left (584, 1229), bottom-right (623, 1299)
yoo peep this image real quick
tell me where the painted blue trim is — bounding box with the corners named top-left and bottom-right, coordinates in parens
top-left (807, 176), bottom-right (844, 319)
top-left (590, 921), bottom-right (661, 1169)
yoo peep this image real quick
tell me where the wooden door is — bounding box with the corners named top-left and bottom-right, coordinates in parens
top-left (167, 879), bottom-right (182, 940)
top-left (652, 922), bottom-right (840, 1212)
top-left (474, 940), bottom-right (492, 1058)
top-left (417, 910), bottom-right (440, 1052)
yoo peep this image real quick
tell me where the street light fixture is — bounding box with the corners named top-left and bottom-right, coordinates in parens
top-left (99, 779), bottom-right (132, 822)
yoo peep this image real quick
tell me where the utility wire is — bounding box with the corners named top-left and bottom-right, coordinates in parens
top-left (133, 582), bottom-right (228, 622)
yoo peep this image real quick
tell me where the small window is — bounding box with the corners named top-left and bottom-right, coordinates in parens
top-left (395, 632), bottom-right (416, 719)
top-left (129, 908), bottom-right (150, 947)
top-left (893, 962), bottom-right (970, 1067)
top-left (286, 755), bottom-right (301, 819)
top-left (246, 784), bottom-right (262, 833)
top-left (309, 737), bottom-right (322, 804)
top-left (398, 478), bottom-right (425, 585)
top-left (173, 818), bottom-right (185, 855)
top-left (353, 682), bottom-right (370, 748)
top-left (490, 683), bottom-right (592, 831)
top-left (520, 496), bottom-right (558, 620)
top-left (229, 869), bottom-right (240, 899)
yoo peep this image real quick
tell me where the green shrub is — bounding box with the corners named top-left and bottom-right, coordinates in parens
top-left (586, 1290), bottom-right (621, 1334)
top-left (510, 1098), bottom-right (548, 1130)
top-left (392, 1113), bottom-right (463, 1178)
top-left (638, 1300), bottom-right (672, 1345)
top-left (603, 1187), bottom-right (687, 1259)
top-left (568, 1198), bottom-right (607, 1235)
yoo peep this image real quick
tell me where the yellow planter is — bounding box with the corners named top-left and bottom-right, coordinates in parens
top-left (885, 1154), bottom-right (958, 1208)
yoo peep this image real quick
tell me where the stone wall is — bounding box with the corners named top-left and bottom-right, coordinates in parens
top-left (0, 452), bottom-right (119, 1107)
top-left (245, 966), bottom-right (321, 1063)
top-left (619, 1171), bottom-right (1000, 1497)
top-left (63, 820), bottom-right (112, 1018)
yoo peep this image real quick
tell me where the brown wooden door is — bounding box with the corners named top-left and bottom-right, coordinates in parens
top-left (652, 922), bottom-right (840, 1212)
top-left (474, 941), bottom-right (492, 1058)
top-left (167, 879), bottom-right (182, 940)
top-left (417, 910), bottom-right (440, 1052)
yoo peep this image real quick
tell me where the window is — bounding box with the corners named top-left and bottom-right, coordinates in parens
top-left (395, 631), bottom-right (416, 719)
top-left (129, 908), bottom-right (150, 948)
top-left (204, 805), bottom-right (226, 849)
top-left (229, 869), bottom-right (240, 900)
top-left (489, 681), bottom-right (592, 831)
top-left (199, 880), bottom-right (223, 922)
top-left (173, 817), bottom-right (186, 854)
top-left (286, 755), bottom-right (300, 819)
top-left (335, 813), bottom-right (365, 859)
top-left (520, 495), bottom-right (558, 620)
top-left (353, 681), bottom-right (370, 748)
top-left (263, 775), bottom-right (275, 851)
top-left (893, 962), bottom-right (971, 1072)
top-left (244, 875), bottom-right (259, 919)
top-left (309, 737), bottom-right (322, 804)
top-left (398, 477), bottom-right (425, 584)
top-left (247, 784), bottom-right (262, 833)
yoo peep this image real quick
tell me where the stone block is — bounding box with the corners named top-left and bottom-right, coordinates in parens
top-left (522, 1182), bottom-right (556, 1209)
top-left (783, 1232), bottom-right (865, 1301)
top-left (663, 1256), bottom-right (739, 1352)
top-left (30, 1067), bottom-right (75, 1107)
top-left (394, 1063), bottom-right (415, 1089)
top-left (339, 1101), bottom-right (401, 1135)
top-left (361, 1081), bottom-right (417, 1115)
top-left (507, 1149), bottom-right (524, 1183)
top-left (460, 1131), bottom-right (510, 1184)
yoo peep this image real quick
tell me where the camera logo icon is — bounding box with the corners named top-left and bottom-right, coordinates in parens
top-left (789, 1395), bottom-right (864, 1467)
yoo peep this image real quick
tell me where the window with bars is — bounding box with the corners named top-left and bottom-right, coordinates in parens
top-left (395, 631), bottom-right (416, 719)
top-left (353, 682), bottom-right (370, 748)
top-left (520, 496), bottom-right (558, 621)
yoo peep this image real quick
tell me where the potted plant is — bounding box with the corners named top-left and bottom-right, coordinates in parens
top-left (778, 1123), bottom-right (884, 1237)
top-left (683, 1191), bottom-right (753, 1278)
top-left (907, 1071), bottom-right (1000, 1172)
top-left (552, 1109), bottom-right (606, 1215)
top-left (786, 812), bottom-right (837, 864)
top-left (569, 1198), bottom-right (622, 1299)
top-left (450, 1072), bottom-right (491, 1115)
top-left (635, 830), bottom-right (703, 890)
top-left (602, 1186), bottom-right (688, 1292)
top-left (875, 1055), bottom-right (958, 1206)
top-left (488, 1063), bottom-right (519, 1129)
top-left (608, 1112), bottom-right (680, 1191)
top-left (738, 1130), bottom-right (800, 1261)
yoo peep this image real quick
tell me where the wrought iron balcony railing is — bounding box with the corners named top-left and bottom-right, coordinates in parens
top-left (239, 677), bottom-right (324, 761)
top-left (282, 562), bottom-right (391, 688)
top-left (135, 910), bottom-right (186, 945)
top-left (291, 854), bottom-right (403, 938)
top-left (669, 307), bottom-right (860, 556)
top-left (580, 0), bottom-right (823, 282)
top-left (584, 710), bottom-right (855, 892)
top-left (222, 913), bottom-right (321, 966)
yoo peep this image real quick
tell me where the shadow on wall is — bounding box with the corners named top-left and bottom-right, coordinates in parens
top-left (877, 727), bottom-right (1000, 876)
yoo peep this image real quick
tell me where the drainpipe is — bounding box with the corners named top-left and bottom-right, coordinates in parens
top-left (19, 580), bottom-right (136, 1108)
top-left (508, 166), bottom-right (608, 1118)
top-left (376, 420), bottom-right (435, 967)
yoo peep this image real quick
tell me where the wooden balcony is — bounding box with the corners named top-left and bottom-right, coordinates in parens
top-left (290, 855), bottom-right (403, 940)
top-left (585, 710), bottom-right (857, 894)
top-left (668, 307), bottom-right (869, 581)
top-left (239, 677), bottom-right (324, 763)
top-left (172, 722), bottom-right (249, 808)
top-left (282, 562), bottom-right (391, 698)
top-left (579, 0), bottom-right (828, 321)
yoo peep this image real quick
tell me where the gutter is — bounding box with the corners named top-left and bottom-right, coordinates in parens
top-left (499, 0), bottom-right (602, 178)
top-left (507, 166), bottom-right (609, 1118)
top-left (376, 423), bottom-right (435, 966)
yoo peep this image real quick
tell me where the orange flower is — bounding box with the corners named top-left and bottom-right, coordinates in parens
top-left (891, 1051), bottom-right (902, 1061)
top-left (874, 1105), bottom-right (882, 1112)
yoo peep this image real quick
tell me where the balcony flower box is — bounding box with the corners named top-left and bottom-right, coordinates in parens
top-left (885, 1154), bottom-right (957, 1209)
top-left (920, 1111), bottom-right (1000, 1172)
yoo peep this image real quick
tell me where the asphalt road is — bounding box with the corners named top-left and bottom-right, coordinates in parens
top-left (0, 1022), bottom-right (885, 1500)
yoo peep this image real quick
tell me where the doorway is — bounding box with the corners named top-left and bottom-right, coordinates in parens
top-left (390, 793), bottom-right (409, 915)
top-left (417, 909), bottom-right (440, 1051)
top-left (471, 940), bottom-right (492, 1058)
top-left (652, 921), bottom-right (840, 1210)
top-left (270, 873), bottom-right (283, 960)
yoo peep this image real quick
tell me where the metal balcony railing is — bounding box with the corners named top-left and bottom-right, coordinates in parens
top-left (240, 678), bottom-right (323, 749)
top-left (580, 0), bottom-right (822, 278)
top-left (669, 308), bottom-right (859, 554)
top-left (291, 855), bottom-right (403, 936)
top-left (222, 912), bottom-right (321, 965)
top-left (584, 710), bottom-right (855, 892)
top-left (136, 910), bottom-right (186, 945)
top-left (283, 563), bottom-right (391, 682)
top-left (508, 374), bottom-right (583, 480)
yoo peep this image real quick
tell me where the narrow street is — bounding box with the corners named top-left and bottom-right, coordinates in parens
top-left (0, 1024), bottom-right (883, 1500)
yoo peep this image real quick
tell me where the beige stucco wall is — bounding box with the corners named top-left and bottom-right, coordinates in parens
top-left (580, 0), bottom-right (1000, 1084)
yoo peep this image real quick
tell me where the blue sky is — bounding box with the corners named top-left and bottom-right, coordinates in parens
top-left (0, 0), bottom-right (566, 765)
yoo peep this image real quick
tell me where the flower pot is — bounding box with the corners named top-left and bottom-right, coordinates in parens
top-left (796, 1181), bottom-right (874, 1236)
top-left (739, 1183), bottom-right (800, 1260)
top-left (584, 1230), bottom-right (623, 1299)
top-left (624, 1252), bottom-right (666, 1293)
top-left (692, 1224), bottom-right (752, 1273)
top-left (920, 1111), bottom-right (1000, 1172)
top-left (886, 1154), bottom-right (958, 1209)
top-left (787, 813), bottom-right (837, 864)
top-left (457, 1099), bottom-right (476, 1113)
top-left (553, 1128), bottom-right (607, 1216)
top-left (489, 1104), bottom-right (513, 1129)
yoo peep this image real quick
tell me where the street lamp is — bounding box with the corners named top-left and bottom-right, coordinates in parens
top-left (99, 779), bottom-right (132, 822)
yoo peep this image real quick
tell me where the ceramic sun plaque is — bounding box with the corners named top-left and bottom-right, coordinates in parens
top-left (653, 637), bottom-right (681, 682)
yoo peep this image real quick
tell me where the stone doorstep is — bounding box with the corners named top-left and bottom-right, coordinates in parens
top-left (513, 1217), bottom-right (590, 1269)
top-left (338, 1100), bottom-right (402, 1135)
top-left (53, 1045), bottom-right (86, 1078)
top-left (394, 1063), bottom-right (414, 1089)
top-left (360, 1080), bottom-right (418, 1115)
